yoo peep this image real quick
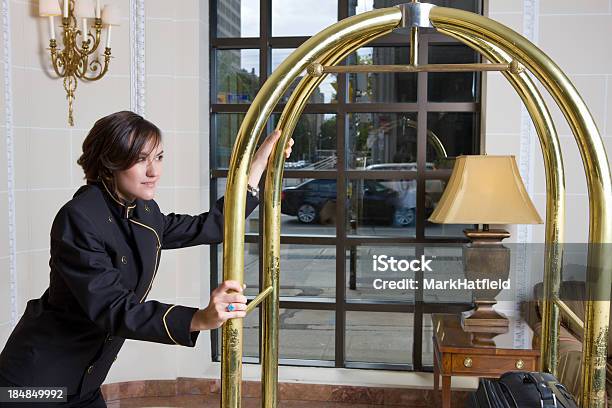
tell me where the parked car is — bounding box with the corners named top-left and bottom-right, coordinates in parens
top-left (281, 179), bottom-right (415, 226)
top-left (365, 162), bottom-right (443, 219)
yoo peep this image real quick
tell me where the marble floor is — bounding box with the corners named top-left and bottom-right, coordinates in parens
top-left (106, 395), bottom-right (391, 407)
top-left (100, 378), bottom-right (469, 407)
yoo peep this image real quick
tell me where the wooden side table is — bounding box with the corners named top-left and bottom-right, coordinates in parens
top-left (432, 313), bottom-right (540, 408)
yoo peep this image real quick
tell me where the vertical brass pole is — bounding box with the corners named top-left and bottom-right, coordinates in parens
top-left (261, 33), bottom-right (386, 408)
top-left (410, 26), bottom-right (418, 66)
top-left (430, 8), bottom-right (612, 407)
top-left (221, 7), bottom-right (403, 408)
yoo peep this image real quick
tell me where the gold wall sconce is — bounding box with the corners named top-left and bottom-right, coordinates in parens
top-left (39, 0), bottom-right (120, 126)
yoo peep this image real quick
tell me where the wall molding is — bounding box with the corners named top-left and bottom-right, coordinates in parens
top-left (130, 0), bottom-right (146, 116)
top-left (518, 0), bottom-right (540, 242)
top-left (512, 0), bottom-right (540, 346)
top-left (2, 0), bottom-right (17, 327)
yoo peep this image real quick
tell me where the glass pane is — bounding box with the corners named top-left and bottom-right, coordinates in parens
top-left (280, 178), bottom-right (337, 235)
top-left (271, 49), bottom-right (337, 103)
top-left (347, 113), bottom-right (418, 170)
top-left (346, 245), bottom-right (417, 301)
top-left (279, 245), bottom-right (335, 298)
top-left (216, 177), bottom-right (260, 235)
top-left (214, 114), bottom-right (244, 169)
top-left (271, 113), bottom-right (337, 170)
top-left (215, 49), bottom-right (259, 104)
top-left (350, 0), bottom-right (480, 15)
top-left (347, 179), bottom-right (417, 237)
top-left (350, 0), bottom-right (407, 15)
top-left (216, 242), bottom-right (260, 297)
top-left (347, 47), bottom-right (417, 103)
top-left (272, 0), bottom-right (337, 37)
top-left (428, 44), bottom-right (479, 102)
top-left (428, 0), bottom-right (481, 12)
top-left (426, 112), bottom-right (479, 167)
top-left (422, 313), bottom-right (434, 366)
top-left (346, 312), bottom-right (413, 364)
top-left (243, 308), bottom-right (259, 358)
top-left (348, 0), bottom-right (481, 16)
top-left (280, 309), bottom-right (334, 360)
top-left (423, 245), bottom-right (472, 304)
top-left (216, 0), bottom-right (260, 38)
top-left (425, 179), bottom-right (473, 237)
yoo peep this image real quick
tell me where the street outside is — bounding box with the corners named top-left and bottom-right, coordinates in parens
top-left (218, 213), bottom-right (470, 366)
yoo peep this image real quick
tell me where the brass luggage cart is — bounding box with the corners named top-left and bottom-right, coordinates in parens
top-left (220, 2), bottom-right (612, 407)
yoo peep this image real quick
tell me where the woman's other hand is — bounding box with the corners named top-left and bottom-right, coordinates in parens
top-left (190, 280), bottom-right (247, 331)
top-left (248, 129), bottom-right (294, 188)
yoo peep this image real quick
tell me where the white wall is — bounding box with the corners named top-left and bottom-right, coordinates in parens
top-left (0, 0), bottom-right (611, 389)
top-left (486, 0), bottom-right (612, 245)
top-left (0, 0), bottom-right (208, 383)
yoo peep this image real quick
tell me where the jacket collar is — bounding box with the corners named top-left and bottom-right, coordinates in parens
top-left (97, 179), bottom-right (137, 219)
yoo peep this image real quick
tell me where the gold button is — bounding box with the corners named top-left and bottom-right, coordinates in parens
top-left (121, 256), bottom-right (127, 264)
top-left (107, 216), bottom-right (112, 223)
top-left (144, 204), bottom-right (150, 212)
top-left (515, 359), bottom-right (525, 370)
top-left (87, 365), bottom-right (94, 374)
top-left (463, 357), bottom-right (473, 368)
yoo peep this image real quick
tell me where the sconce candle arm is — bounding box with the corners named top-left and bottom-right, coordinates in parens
top-left (74, 20), bottom-right (103, 57)
top-left (79, 49), bottom-right (111, 81)
top-left (49, 41), bottom-right (66, 77)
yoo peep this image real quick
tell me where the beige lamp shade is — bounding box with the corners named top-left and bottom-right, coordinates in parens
top-left (429, 155), bottom-right (543, 225)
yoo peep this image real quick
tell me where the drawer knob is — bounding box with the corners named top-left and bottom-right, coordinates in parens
top-left (515, 359), bottom-right (525, 369)
top-left (463, 357), bottom-right (473, 368)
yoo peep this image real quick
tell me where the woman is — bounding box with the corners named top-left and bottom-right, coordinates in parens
top-left (0, 111), bottom-right (293, 407)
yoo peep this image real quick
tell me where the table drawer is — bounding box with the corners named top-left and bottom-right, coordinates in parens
top-left (451, 353), bottom-right (537, 375)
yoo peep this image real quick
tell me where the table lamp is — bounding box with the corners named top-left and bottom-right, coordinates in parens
top-left (429, 155), bottom-right (543, 331)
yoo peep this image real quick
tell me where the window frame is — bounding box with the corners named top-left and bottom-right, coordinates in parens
top-left (209, 0), bottom-right (484, 371)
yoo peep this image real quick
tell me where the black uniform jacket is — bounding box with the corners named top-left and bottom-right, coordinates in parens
top-left (0, 181), bottom-right (258, 397)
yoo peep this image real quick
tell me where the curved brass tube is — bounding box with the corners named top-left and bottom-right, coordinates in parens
top-left (365, 118), bottom-right (448, 162)
top-left (261, 31), bottom-right (387, 408)
top-left (438, 28), bottom-right (566, 377)
top-left (221, 4), bottom-right (610, 408)
top-left (426, 128), bottom-right (448, 160)
top-left (430, 8), bottom-right (612, 407)
top-left (221, 7), bottom-right (403, 408)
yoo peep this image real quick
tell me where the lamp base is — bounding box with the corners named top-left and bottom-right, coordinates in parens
top-left (461, 303), bottom-right (509, 333)
top-left (463, 228), bottom-right (510, 244)
top-left (461, 226), bottom-right (511, 334)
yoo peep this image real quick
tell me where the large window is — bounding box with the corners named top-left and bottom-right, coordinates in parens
top-left (210, 0), bottom-right (483, 371)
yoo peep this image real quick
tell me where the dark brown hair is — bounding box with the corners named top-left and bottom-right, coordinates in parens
top-left (77, 111), bottom-right (161, 186)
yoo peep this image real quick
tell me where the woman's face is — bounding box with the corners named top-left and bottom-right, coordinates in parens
top-left (115, 140), bottom-right (163, 202)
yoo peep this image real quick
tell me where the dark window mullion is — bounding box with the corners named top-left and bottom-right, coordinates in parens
top-left (346, 170), bottom-right (419, 180)
top-left (211, 38), bottom-right (262, 48)
top-left (412, 31), bottom-right (431, 371)
top-left (335, 66), bottom-right (347, 367)
top-left (210, 177), bottom-right (220, 360)
top-left (255, 0), bottom-right (272, 364)
top-left (334, 31), bottom-right (348, 364)
top-left (209, 0), bottom-right (219, 362)
top-left (269, 37), bottom-right (310, 48)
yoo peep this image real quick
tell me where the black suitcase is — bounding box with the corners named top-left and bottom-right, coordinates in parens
top-left (467, 371), bottom-right (578, 408)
